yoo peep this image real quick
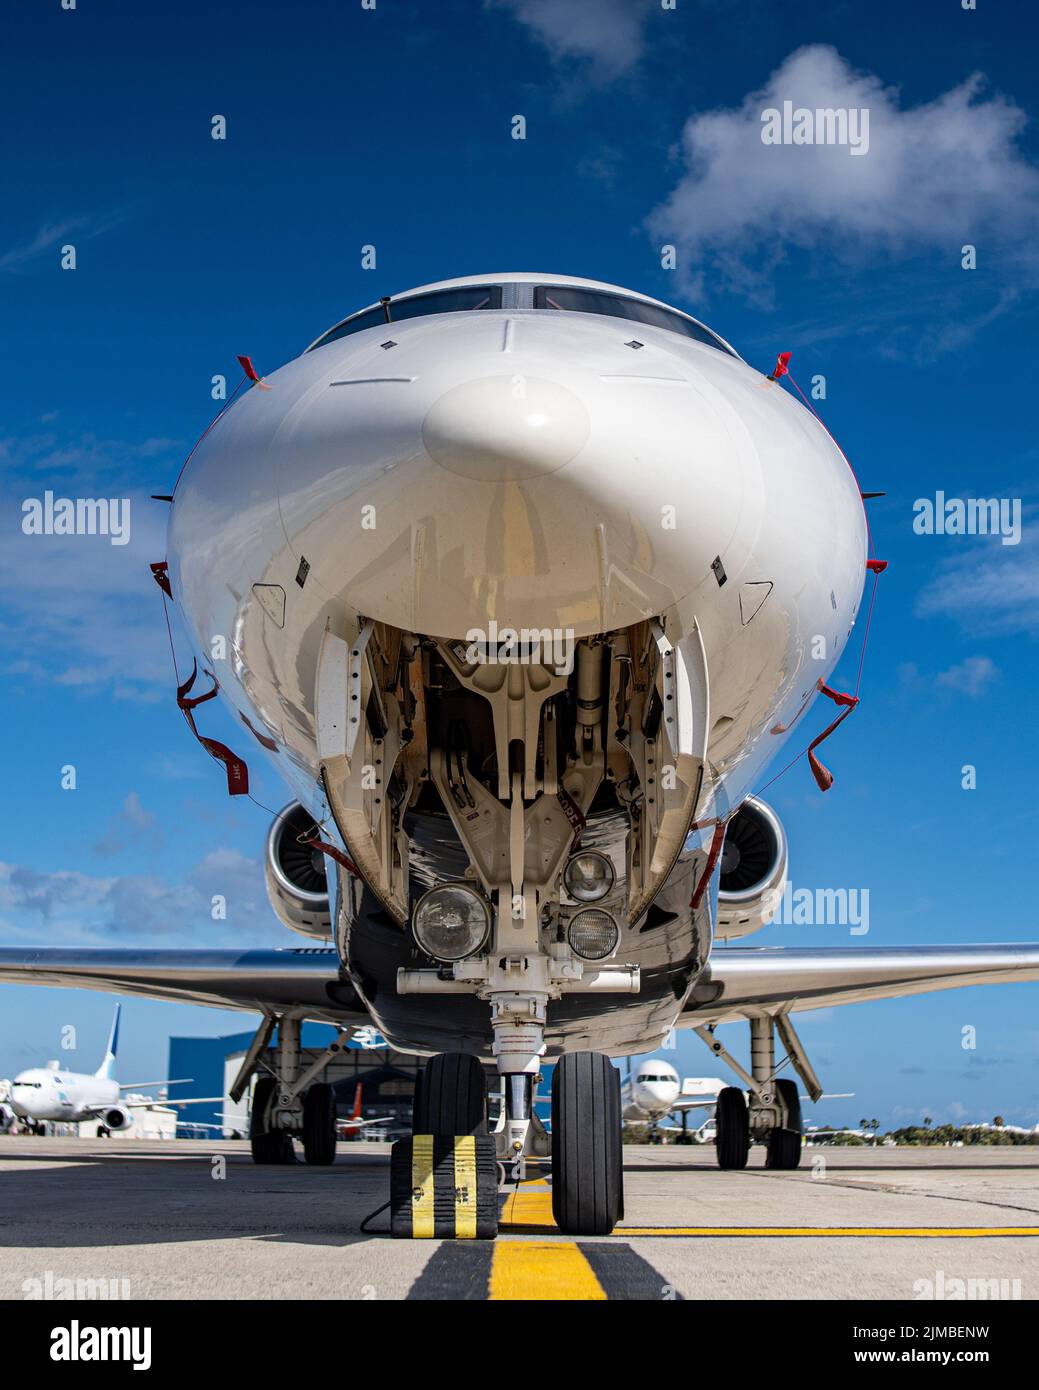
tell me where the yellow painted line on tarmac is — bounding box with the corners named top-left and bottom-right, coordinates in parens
top-left (618, 1226), bottom-right (1039, 1238)
top-left (500, 1191), bottom-right (556, 1230)
top-left (496, 1197), bottom-right (1039, 1240)
top-left (489, 1240), bottom-right (606, 1300)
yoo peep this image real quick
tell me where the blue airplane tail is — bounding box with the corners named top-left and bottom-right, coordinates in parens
top-left (94, 1004), bottom-right (121, 1080)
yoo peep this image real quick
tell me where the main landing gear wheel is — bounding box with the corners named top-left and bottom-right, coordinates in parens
top-left (551, 1051), bottom-right (624, 1236)
top-left (766, 1078), bottom-right (802, 1170)
top-left (250, 1076), bottom-right (295, 1165)
top-left (302, 1082), bottom-right (338, 1166)
top-left (715, 1085), bottom-right (750, 1170)
top-left (412, 1052), bottom-right (488, 1135)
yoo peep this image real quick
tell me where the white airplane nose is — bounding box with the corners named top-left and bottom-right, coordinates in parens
top-left (421, 375), bottom-right (591, 482)
top-left (254, 331), bottom-right (755, 638)
top-left (173, 303), bottom-right (862, 669)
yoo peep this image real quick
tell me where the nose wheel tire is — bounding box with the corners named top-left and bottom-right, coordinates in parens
top-left (551, 1051), bottom-right (624, 1236)
top-left (412, 1052), bottom-right (488, 1135)
top-left (715, 1085), bottom-right (750, 1169)
top-left (765, 1078), bottom-right (803, 1170)
top-left (302, 1082), bottom-right (338, 1165)
top-left (250, 1076), bottom-right (295, 1165)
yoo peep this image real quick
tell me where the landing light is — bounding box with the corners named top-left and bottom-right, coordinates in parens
top-left (412, 883), bottom-right (491, 962)
top-left (563, 851), bottom-right (615, 903)
top-left (567, 909), bottom-right (620, 961)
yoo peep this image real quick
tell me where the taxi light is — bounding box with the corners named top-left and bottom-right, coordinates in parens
top-left (567, 909), bottom-right (620, 961)
top-left (563, 851), bottom-right (615, 903)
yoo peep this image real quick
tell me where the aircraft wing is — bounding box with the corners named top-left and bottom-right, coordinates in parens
top-left (683, 943), bottom-right (1039, 1023)
top-left (4, 943), bottom-right (1035, 1035)
top-left (0, 947), bottom-right (368, 1025)
top-left (124, 1097), bottom-right (226, 1109)
top-left (119, 1079), bottom-right (193, 1091)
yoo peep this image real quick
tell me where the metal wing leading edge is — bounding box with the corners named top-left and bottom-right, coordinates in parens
top-left (0, 947), bottom-right (369, 1026)
top-left (683, 943), bottom-right (1039, 1025)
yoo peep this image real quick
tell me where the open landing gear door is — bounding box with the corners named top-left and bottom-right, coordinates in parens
top-left (316, 620), bottom-right (413, 924)
top-left (622, 620), bottom-right (711, 924)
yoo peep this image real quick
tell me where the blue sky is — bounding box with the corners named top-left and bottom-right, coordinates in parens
top-left (1, 0), bottom-right (1037, 1128)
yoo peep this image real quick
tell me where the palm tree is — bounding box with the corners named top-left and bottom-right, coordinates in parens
top-left (923, 1115), bottom-right (933, 1129)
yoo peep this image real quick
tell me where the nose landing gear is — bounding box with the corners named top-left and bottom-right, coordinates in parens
top-left (410, 1047), bottom-right (625, 1237)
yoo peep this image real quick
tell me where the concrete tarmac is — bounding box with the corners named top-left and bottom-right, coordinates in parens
top-left (1, 1137), bottom-right (1036, 1301)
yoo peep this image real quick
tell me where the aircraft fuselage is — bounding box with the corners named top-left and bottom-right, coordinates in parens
top-left (168, 273), bottom-right (867, 1063)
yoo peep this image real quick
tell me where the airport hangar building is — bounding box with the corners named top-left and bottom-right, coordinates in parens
top-left (166, 1024), bottom-right (422, 1138)
top-left (166, 1025), bottom-right (556, 1138)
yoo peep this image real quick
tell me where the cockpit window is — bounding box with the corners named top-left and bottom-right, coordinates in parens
top-left (309, 285), bottom-right (504, 351)
top-left (533, 285), bottom-right (734, 356)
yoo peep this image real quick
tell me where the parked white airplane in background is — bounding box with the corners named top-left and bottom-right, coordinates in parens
top-left (622, 1058), bottom-right (723, 1125)
top-left (622, 1057), bottom-right (854, 1140)
top-left (2, 273), bottom-right (1038, 1237)
top-left (6, 1006), bottom-right (217, 1133)
top-left (0, 1083), bottom-right (14, 1134)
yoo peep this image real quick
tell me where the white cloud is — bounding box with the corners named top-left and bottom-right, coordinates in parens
top-left (0, 480), bottom-right (173, 693)
top-left (93, 792), bottom-right (161, 859)
top-left (0, 220), bottom-right (85, 274)
top-left (0, 210), bottom-right (129, 274)
top-left (648, 45), bottom-right (1039, 302)
top-left (488, 0), bottom-right (652, 81)
top-left (0, 431), bottom-right (181, 484)
top-left (0, 428), bottom-right (188, 694)
top-left (0, 849), bottom-right (283, 947)
top-left (915, 544), bottom-right (1039, 636)
top-left (0, 863), bottom-right (115, 928)
top-left (934, 656), bottom-right (999, 697)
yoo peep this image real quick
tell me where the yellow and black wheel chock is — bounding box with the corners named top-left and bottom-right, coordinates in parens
top-left (390, 1135), bottom-right (499, 1239)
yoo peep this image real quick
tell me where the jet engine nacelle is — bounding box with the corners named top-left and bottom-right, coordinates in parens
top-left (264, 802), bottom-right (332, 940)
top-left (715, 797), bottom-right (787, 941)
top-left (101, 1104), bottom-right (133, 1132)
